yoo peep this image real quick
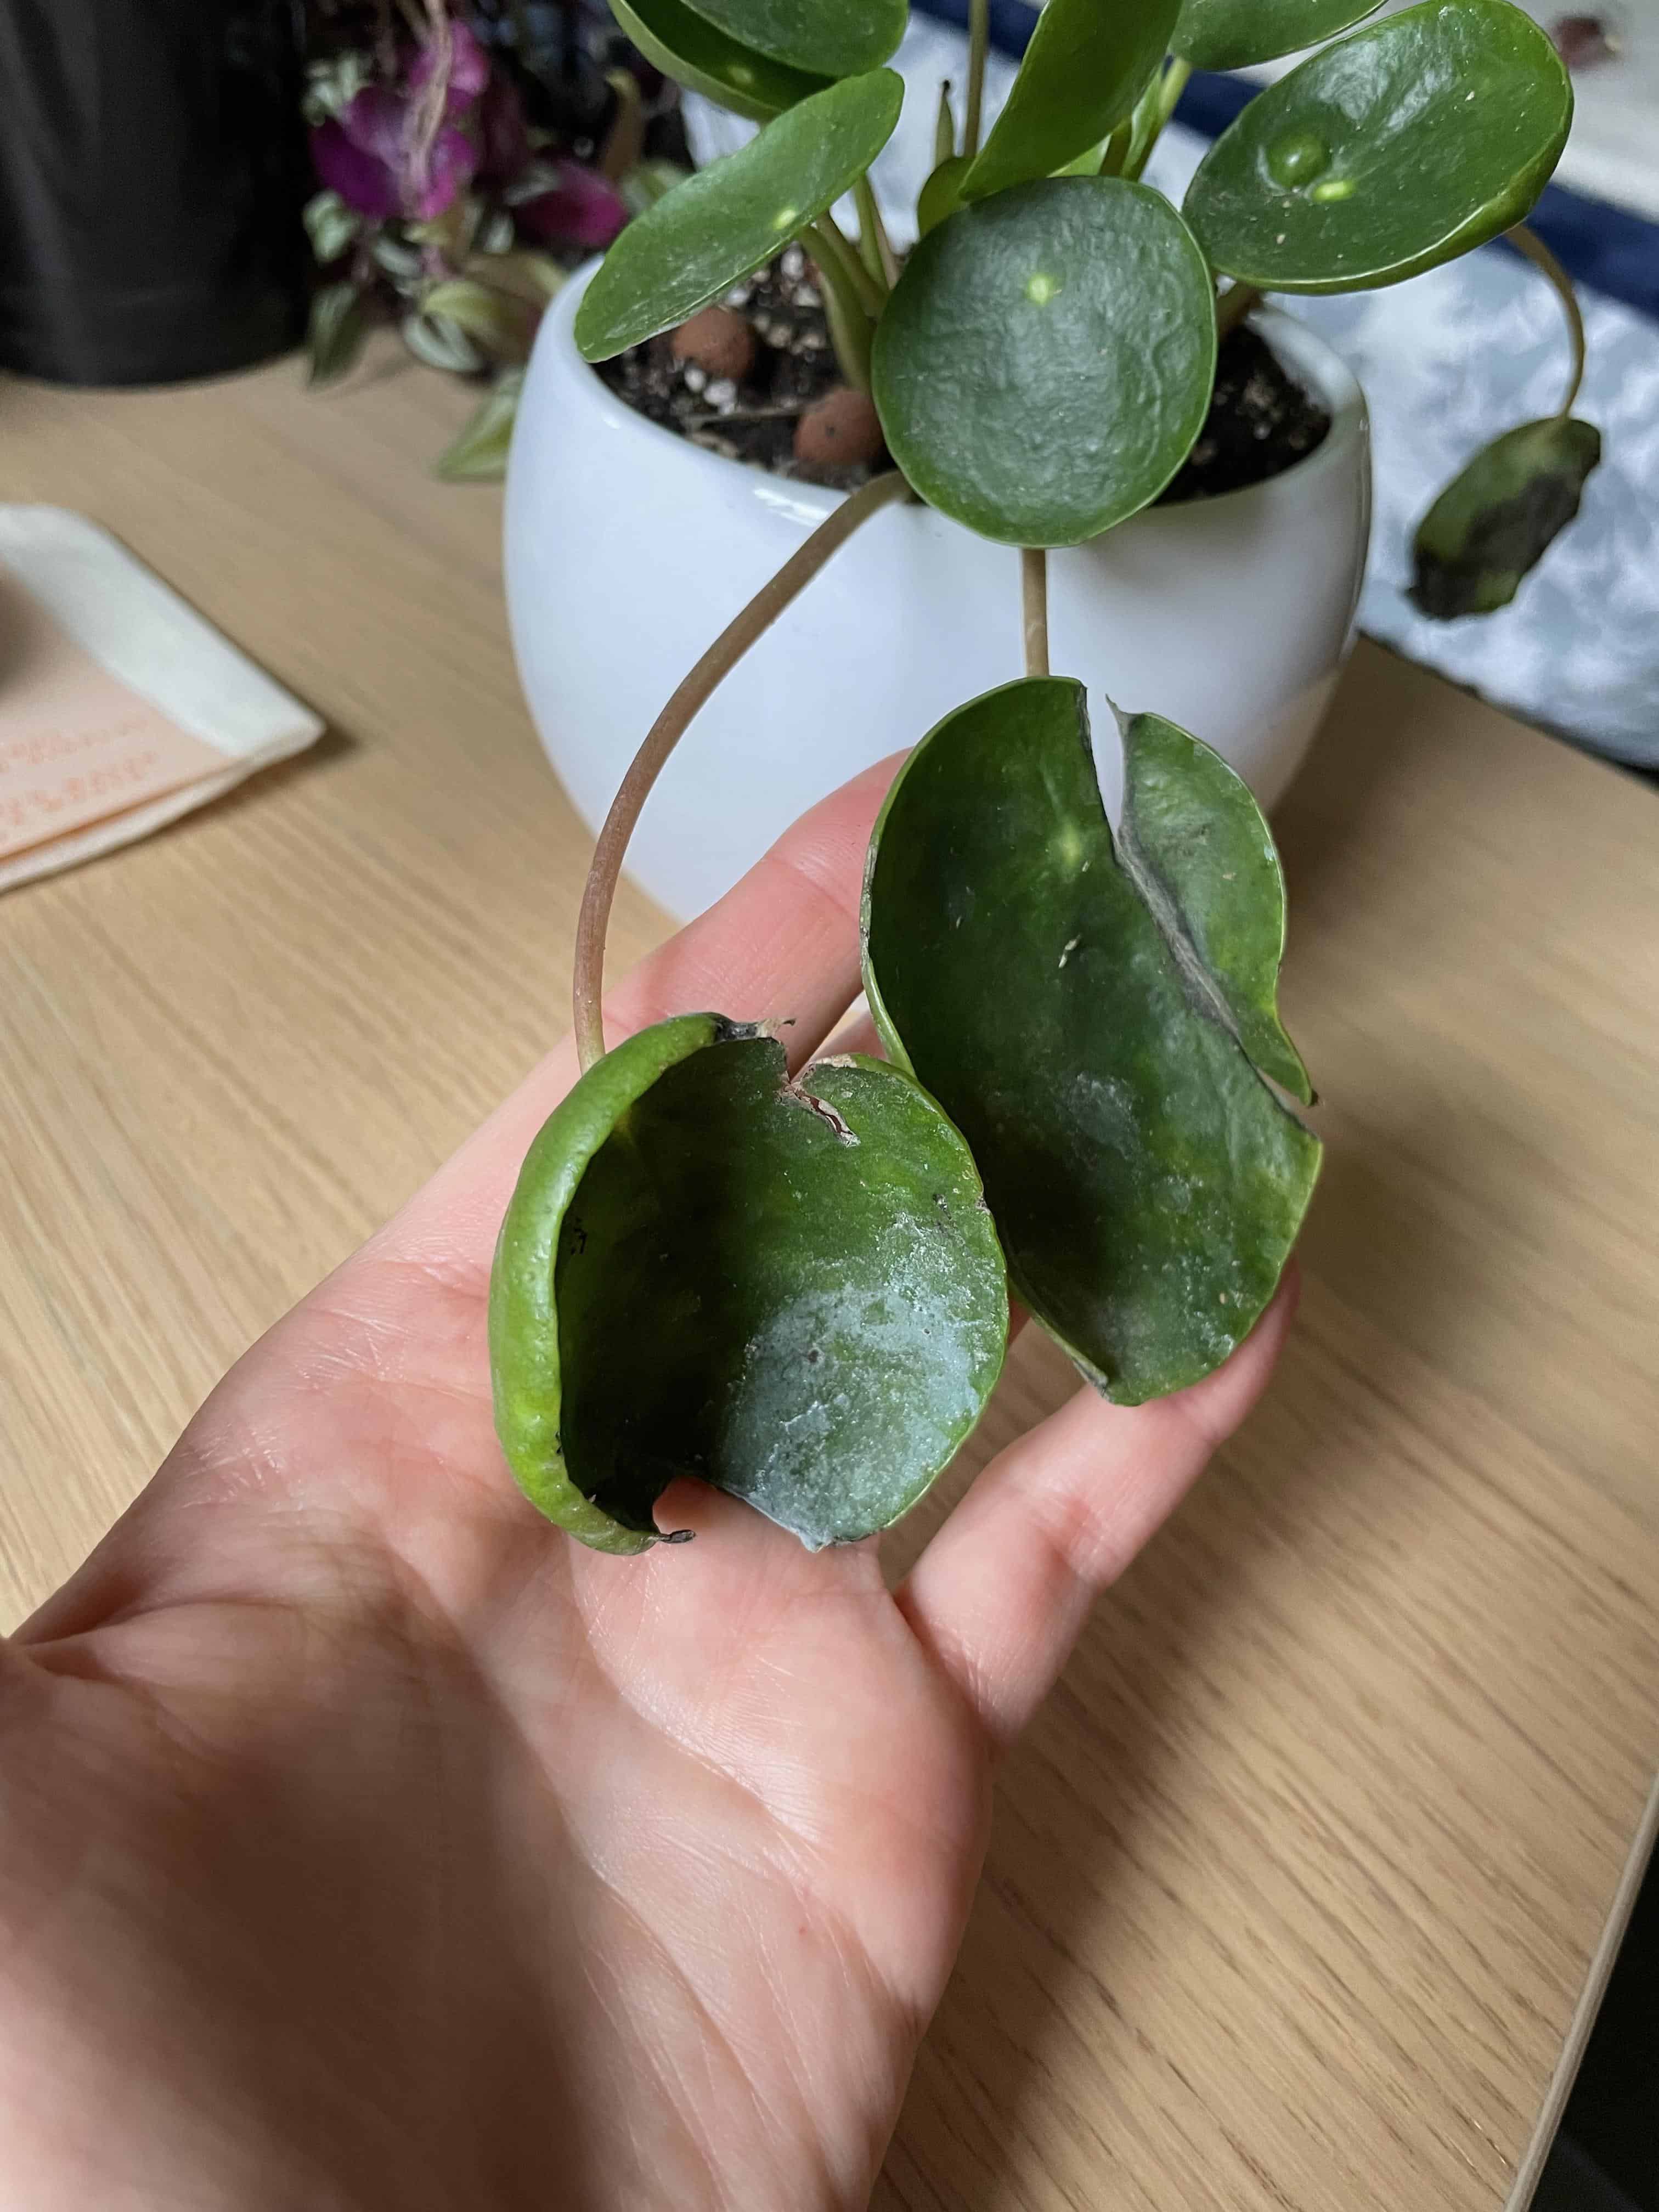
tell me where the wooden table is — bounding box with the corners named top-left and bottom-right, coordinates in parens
top-left (3, 349), bottom-right (1656, 2212)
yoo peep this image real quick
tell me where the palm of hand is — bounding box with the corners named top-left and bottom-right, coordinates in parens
top-left (1, 767), bottom-right (1289, 2211)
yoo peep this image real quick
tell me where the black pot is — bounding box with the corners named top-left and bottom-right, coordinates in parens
top-left (0, 0), bottom-right (312, 387)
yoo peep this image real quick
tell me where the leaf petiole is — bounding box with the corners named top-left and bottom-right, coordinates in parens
top-left (1506, 222), bottom-right (1586, 416)
top-left (573, 473), bottom-right (910, 1071)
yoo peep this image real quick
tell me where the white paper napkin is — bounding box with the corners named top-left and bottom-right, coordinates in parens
top-left (0, 505), bottom-right (324, 893)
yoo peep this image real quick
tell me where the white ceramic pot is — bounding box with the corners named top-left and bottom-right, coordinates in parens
top-left (506, 262), bottom-right (1370, 921)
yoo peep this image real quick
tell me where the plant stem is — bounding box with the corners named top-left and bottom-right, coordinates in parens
top-left (1021, 548), bottom-right (1049, 679)
top-left (805, 212), bottom-right (885, 320)
top-left (1124, 54), bottom-right (1190, 182)
top-left (572, 473), bottom-right (910, 1072)
top-left (852, 173), bottom-right (899, 289)
top-left (964, 0), bottom-right (990, 160)
top-left (1507, 222), bottom-right (1587, 416)
top-left (1215, 281), bottom-right (1260, 340)
top-left (801, 219), bottom-right (878, 390)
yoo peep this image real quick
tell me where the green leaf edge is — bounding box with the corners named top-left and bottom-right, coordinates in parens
top-left (490, 1011), bottom-right (738, 1553)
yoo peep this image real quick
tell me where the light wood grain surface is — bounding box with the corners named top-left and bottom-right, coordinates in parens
top-left (3, 348), bottom-right (1656, 2211)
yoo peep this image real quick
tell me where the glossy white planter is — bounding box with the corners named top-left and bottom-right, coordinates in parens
top-left (506, 262), bottom-right (1370, 921)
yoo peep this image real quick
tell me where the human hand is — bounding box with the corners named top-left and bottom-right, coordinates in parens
top-left (0, 762), bottom-right (1295, 2211)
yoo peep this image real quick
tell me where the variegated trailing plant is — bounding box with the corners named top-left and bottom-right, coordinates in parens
top-left (487, 0), bottom-right (1588, 1554)
top-left (300, 0), bottom-right (690, 477)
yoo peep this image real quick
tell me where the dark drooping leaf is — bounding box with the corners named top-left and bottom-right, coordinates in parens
top-left (1183, 0), bottom-right (1573, 292)
top-left (871, 177), bottom-right (1215, 546)
top-left (864, 679), bottom-right (1320, 1404)
top-left (1410, 415), bottom-right (1601, 619)
top-left (575, 70), bottom-right (902, 359)
top-left (607, 0), bottom-right (830, 122)
top-left (489, 1017), bottom-right (1007, 1554)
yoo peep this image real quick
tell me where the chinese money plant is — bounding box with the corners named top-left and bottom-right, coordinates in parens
top-left (488, 0), bottom-right (1581, 1552)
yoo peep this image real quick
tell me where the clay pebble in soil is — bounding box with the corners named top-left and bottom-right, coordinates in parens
top-left (795, 388), bottom-right (883, 471)
top-left (596, 250), bottom-right (890, 491)
top-left (671, 306), bottom-right (757, 384)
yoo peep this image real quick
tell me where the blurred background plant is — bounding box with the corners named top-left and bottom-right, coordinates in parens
top-left (302, 0), bottom-right (688, 475)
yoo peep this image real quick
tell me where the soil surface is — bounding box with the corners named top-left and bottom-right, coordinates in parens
top-left (596, 249), bottom-right (883, 493)
top-left (1159, 325), bottom-right (1330, 504)
top-left (597, 251), bottom-right (1330, 500)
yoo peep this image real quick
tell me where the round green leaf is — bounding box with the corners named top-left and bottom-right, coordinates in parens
top-left (872, 178), bottom-right (1216, 546)
top-left (677, 0), bottom-right (905, 79)
top-left (489, 1017), bottom-right (1007, 1553)
top-left (607, 0), bottom-right (829, 123)
top-left (863, 679), bottom-right (1321, 1404)
top-left (575, 70), bottom-right (902, 359)
top-left (1410, 414), bottom-right (1601, 618)
top-left (962, 0), bottom-right (1180, 200)
top-left (1183, 0), bottom-right (1573, 292)
top-left (1172, 0), bottom-right (1385, 72)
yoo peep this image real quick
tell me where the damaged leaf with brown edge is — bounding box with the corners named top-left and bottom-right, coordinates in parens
top-left (1410, 414), bottom-right (1601, 619)
top-left (489, 1014), bottom-right (1007, 1554)
top-left (862, 678), bottom-right (1320, 1404)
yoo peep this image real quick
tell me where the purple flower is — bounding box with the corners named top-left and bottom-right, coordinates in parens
top-left (516, 160), bottom-right (629, 250)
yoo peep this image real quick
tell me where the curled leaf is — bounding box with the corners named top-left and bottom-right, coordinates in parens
top-left (489, 1018), bottom-right (1008, 1553)
top-left (864, 679), bottom-right (1320, 1404)
top-left (1410, 414), bottom-right (1601, 618)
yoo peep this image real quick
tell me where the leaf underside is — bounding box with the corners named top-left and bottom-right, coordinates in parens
top-left (492, 1023), bottom-right (1007, 1553)
top-left (863, 678), bottom-right (1321, 1404)
top-left (1183, 0), bottom-right (1573, 292)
